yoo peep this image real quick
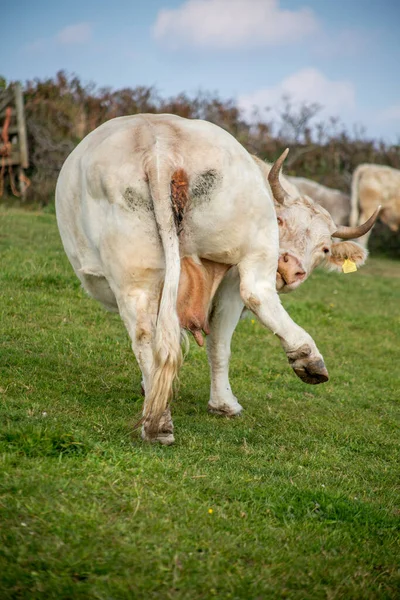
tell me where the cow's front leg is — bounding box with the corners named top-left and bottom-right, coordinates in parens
top-left (206, 269), bottom-right (245, 416)
top-left (238, 257), bottom-right (329, 384)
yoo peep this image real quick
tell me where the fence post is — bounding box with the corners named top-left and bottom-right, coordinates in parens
top-left (13, 83), bottom-right (29, 199)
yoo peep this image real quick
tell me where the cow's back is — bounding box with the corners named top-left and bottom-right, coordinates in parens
top-left (356, 164), bottom-right (400, 199)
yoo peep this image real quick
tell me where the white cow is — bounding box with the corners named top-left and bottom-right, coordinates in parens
top-left (56, 114), bottom-right (378, 444)
top-left (289, 177), bottom-right (350, 226)
top-left (350, 163), bottom-right (400, 247)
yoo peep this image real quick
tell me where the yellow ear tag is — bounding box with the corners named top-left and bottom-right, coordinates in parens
top-left (342, 259), bottom-right (357, 274)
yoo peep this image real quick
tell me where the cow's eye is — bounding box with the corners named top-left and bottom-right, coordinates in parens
top-left (323, 247), bottom-right (330, 254)
top-left (277, 216), bottom-right (284, 226)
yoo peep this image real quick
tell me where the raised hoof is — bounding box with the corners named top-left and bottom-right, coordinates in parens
top-left (207, 401), bottom-right (243, 417)
top-left (287, 345), bottom-right (329, 385)
top-left (293, 361), bottom-right (329, 385)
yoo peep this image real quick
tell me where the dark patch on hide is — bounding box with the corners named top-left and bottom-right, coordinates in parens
top-left (123, 187), bottom-right (153, 212)
top-left (171, 169), bottom-right (189, 232)
top-left (190, 170), bottom-right (220, 204)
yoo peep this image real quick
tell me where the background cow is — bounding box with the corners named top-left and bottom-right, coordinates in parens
top-left (252, 157), bottom-right (350, 226)
top-left (350, 163), bottom-right (400, 247)
top-left (288, 177), bottom-right (350, 226)
top-left (56, 114), bottom-right (378, 444)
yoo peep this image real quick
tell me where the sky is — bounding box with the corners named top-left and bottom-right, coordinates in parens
top-left (2, 0), bottom-right (400, 142)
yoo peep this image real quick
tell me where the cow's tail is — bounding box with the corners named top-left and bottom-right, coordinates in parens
top-left (141, 154), bottom-right (183, 439)
top-left (350, 165), bottom-right (364, 227)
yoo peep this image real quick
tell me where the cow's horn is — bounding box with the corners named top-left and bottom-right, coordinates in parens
top-left (268, 148), bottom-right (290, 206)
top-left (332, 206), bottom-right (381, 240)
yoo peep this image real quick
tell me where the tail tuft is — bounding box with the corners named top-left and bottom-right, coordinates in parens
top-left (143, 309), bottom-right (182, 437)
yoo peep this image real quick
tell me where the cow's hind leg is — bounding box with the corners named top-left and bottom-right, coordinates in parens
top-left (238, 256), bottom-right (329, 384)
top-left (206, 269), bottom-right (244, 416)
top-left (116, 285), bottom-right (175, 446)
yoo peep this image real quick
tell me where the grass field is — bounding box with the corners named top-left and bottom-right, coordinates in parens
top-left (1, 209), bottom-right (399, 599)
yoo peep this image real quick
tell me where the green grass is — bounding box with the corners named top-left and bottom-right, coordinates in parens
top-left (0, 208), bottom-right (399, 599)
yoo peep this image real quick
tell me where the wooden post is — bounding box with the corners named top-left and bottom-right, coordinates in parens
top-left (14, 83), bottom-right (29, 169)
top-left (14, 83), bottom-right (29, 200)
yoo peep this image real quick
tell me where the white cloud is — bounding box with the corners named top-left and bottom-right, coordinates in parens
top-left (56, 23), bottom-right (93, 45)
top-left (239, 68), bottom-right (356, 121)
top-left (25, 22), bottom-right (93, 52)
top-left (153, 0), bottom-right (320, 49)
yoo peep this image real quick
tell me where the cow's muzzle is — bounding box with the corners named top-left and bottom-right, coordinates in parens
top-left (277, 253), bottom-right (306, 291)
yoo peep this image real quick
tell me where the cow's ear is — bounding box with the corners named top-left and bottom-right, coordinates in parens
top-left (325, 241), bottom-right (368, 272)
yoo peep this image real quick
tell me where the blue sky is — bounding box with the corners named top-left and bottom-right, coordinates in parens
top-left (2, 0), bottom-right (400, 141)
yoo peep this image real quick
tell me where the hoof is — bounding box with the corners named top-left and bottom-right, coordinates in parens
top-left (141, 427), bottom-right (175, 446)
top-left (207, 400), bottom-right (243, 417)
top-left (293, 360), bottom-right (329, 385)
top-left (141, 409), bottom-right (175, 445)
top-left (141, 432), bottom-right (175, 445)
top-left (287, 345), bottom-right (329, 385)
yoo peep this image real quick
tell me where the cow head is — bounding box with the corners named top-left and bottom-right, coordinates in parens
top-left (268, 149), bottom-right (380, 293)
